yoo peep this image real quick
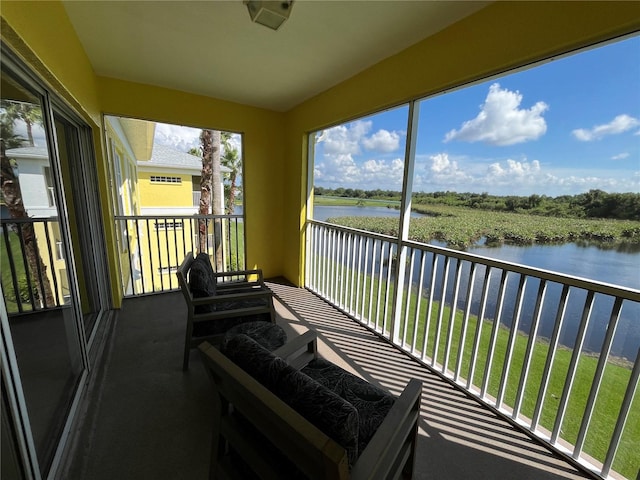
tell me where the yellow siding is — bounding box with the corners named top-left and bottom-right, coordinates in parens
top-left (138, 172), bottom-right (194, 208)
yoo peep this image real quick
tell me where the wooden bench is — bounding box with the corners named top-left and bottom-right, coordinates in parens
top-left (199, 330), bottom-right (422, 479)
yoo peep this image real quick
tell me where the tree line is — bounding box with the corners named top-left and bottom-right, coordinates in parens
top-left (313, 187), bottom-right (640, 221)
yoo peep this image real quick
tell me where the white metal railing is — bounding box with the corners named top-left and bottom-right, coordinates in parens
top-left (114, 214), bottom-right (244, 296)
top-left (1, 216), bottom-right (67, 313)
top-left (305, 220), bottom-right (640, 480)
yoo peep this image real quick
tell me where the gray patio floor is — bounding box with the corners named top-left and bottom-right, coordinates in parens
top-left (61, 279), bottom-right (593, 479)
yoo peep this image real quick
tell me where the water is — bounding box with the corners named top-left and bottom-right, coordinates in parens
top-left (313, 204), bottom-right (424, 221)
top-left (311, 205), bottom-right (640, 360)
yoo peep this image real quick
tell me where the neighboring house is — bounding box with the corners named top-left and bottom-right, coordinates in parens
top-left (103, 116), bottom-right (152, 294)
top-left (103, 117), bottom-right (232, 293)
top-left (137, 143), bottom-right (230, 216)
top-left (3, 145), bottom-right (69, 304)
top-left (3, 145), bottom-right (56, 218)
top-left (135, 142), bottom-right (232, 284)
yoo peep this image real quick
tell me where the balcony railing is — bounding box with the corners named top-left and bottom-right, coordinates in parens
top-left (114, 214), bottom-right (244, 296)
top-left (305, 220), bottom-right (640, 480)
top-left (1, 217), bottom-right (68, 314)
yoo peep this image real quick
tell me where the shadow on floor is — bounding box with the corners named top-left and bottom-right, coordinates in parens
top-left (61, 280), bottom-right (592, 479)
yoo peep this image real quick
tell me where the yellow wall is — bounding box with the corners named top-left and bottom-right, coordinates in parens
top-left (98, 77), bottom-right (286, 279)
top-left (282, 1), bottom-right (640, 285)
top-left (137, 172), bottom-right (194, 207)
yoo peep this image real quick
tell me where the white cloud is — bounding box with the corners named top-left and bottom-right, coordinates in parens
top-left (486, 159), bottom-right (541, 180)
top-left (154, 123), bottom-right (201, 152)
top-left (444, 83), bottom-right (548, 146)
top-left (611, 152), bottom-right (630, 161)
top-left (362, 129), bottom-right (401, 153)
top-left (153, 123), bottom-right (242, 158)
top-left (414, 154), bottom-right (639, 195)
top-left (317, 120), bottom-right (372, 155)
top-left (314, 121), bottom-right (405, 189)
top-left (572, 114), bottom-right (640, 141)
top-left (412, 153), bottom-right (474, 189)
top-left (318, 122), bottom-right (403, 156)
top-left (314, 153), bottom-right (404, 189)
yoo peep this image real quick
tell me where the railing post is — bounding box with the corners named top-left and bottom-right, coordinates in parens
top-left (390, 100), bottom-right (419, 344)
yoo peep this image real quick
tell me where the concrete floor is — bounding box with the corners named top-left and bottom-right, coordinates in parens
top-left (61, 280), bottom-right (594, 479)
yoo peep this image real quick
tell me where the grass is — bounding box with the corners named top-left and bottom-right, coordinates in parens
top-left (0, 229), bottom-right (32, 313)
top-left (318, 260), bottom-right (639, 478)
top-left (318, 202), bottom-right (640, 248)
top-left (226, 219), bottom-right (245, 270)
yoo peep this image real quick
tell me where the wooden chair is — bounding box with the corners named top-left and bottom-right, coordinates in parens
top-left (176, 252), bottom-right (276, 370)
top-left (199, 330), bottom-right (422, 479)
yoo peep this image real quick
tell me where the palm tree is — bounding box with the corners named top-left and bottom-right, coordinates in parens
top-left (198, 129), bottom-right (223, 270)
top-left (1, 101), bottom-right (42, 146)
top-left (221, 132), bottom-right (241, 214)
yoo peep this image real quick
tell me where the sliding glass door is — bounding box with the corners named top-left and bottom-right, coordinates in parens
top-left (1, 46), bottom-right (110, 478)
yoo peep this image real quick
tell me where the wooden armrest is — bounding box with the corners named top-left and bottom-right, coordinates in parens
top-left (191, 289), bottom-right (272, 306)
top-left (273, 330), bottom-right (318, 370)
top-left (350, 378), bottom-right (422, 480)
top-left (192, 305), bottom-right (272, 322)
top-left (213, 269), bottom-right (264, 283)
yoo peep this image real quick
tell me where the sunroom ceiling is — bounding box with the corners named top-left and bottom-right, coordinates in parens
top-left (62, 1), bottom-right (489, 112)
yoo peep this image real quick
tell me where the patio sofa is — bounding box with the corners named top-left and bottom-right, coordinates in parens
top-left (199, 330), bottom-right (422, 479)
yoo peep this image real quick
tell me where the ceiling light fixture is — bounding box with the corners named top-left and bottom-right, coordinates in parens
top-left (244, 1), bottom-right (294, 31)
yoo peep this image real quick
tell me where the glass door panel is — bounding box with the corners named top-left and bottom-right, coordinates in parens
top-left (54, 114), bottom-right (106, 337)
top-left (1, 60), bottom-right (84, 476)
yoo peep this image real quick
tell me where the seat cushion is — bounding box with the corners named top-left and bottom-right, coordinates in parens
top-left (222, 321), bottom-right (287, 352)
top-left (302, 358), bottom-right (396, 454)
top-left (222, 334), bottom-right (360, 466)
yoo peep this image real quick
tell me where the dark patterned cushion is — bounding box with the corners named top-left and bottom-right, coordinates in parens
top-left (222, 321), bottom-right (287, 352)
top-left (189, 253), bottom-right (216, 313)
top-left (302, 358), bottom-right (396, 453)
top-left (222, 335), bottom-right (360, 466)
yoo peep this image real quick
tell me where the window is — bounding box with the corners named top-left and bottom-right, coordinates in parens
top-left (155, 220), bottom-right (183, 231)
top-left (150, 175), bottom-right (182, 184)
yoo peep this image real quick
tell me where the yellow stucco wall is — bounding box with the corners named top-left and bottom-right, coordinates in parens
top-left (98, 77), bottom-right (286, 279)
top-left (137, 172), bottom-right (194, 208)
top-left (282, 1), bottom-right (640, 285)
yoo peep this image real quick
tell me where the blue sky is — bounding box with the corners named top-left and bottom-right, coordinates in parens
top-left (314, 35), bottom-right (640, 196)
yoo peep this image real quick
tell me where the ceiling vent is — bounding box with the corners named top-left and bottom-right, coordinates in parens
top-left (245, 1), bottom-right (294, 31)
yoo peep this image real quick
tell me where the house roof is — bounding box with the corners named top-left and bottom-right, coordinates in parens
top-left (5, 146), bottom-right (48, 158)
top-left (139, 144), bottom-right (231, 173)
top-left (61, 1), bottom-right (489, 112)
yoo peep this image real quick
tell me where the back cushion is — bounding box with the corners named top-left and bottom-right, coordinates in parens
top-left (302, 358), bottom-right (395, 453)
top-left (223, 334), bottom-right (360, 466)
top-left (189, 253), bottom-right (216, 313)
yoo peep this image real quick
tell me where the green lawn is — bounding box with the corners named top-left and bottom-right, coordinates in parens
top-left (320, 262), bottom-right (639, 478)
top-left (1, 229), bottom-right (32, 313)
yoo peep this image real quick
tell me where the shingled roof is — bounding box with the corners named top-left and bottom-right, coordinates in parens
top-left (143, 144), bottom-right (231, 172)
